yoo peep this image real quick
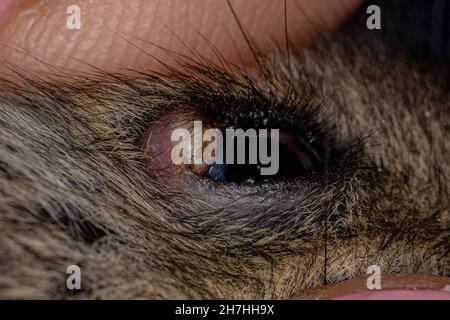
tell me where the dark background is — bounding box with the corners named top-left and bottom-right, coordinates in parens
top-left (365, 0), bottom-right (450, 62)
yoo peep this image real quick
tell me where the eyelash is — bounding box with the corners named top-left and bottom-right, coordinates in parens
top-left (112, 60), bottom-right (374, 186)
top-left (156, 70), bottom-right (328, 146)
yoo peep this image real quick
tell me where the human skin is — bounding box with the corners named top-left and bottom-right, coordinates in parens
top-left (0, 0), bottom-right (361, 75)
top-left (296, 274), bottom-right (450, 299)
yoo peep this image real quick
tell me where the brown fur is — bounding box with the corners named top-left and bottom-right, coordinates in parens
top-left (0, 24), bottom-right (448, 299)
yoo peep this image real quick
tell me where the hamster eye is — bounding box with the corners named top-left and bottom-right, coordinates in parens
top-left (189, 128), bottom-right (322, 183)
top-left (142, 110), bottom-right (324, 185)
